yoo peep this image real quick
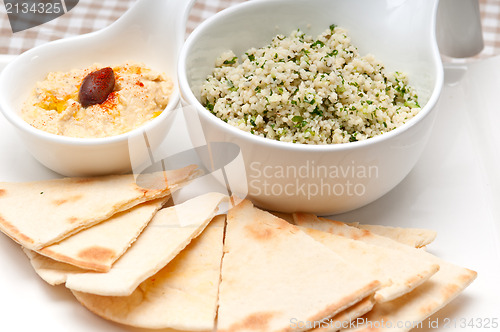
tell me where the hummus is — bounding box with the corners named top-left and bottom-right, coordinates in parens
top-left (21, 62), bottom-right (174, 138)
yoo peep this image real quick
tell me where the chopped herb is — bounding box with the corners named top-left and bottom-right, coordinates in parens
top-left (327, 50), bottom-right (339, 57)
top-left (336, 85), bottom-right (346, 94)
top-left (312, 107), bottom-right (323, 117)
top-left (311, 40), bottom-right (325, 48)
top-left (404, 101), bottom-right (418, 108)
top-left (329, 24), bottom-right (337, 32)
top-left (304, 95), bottom-right (316, 105)
top-left (223, 56), bottom-right (238, 65)
top-left (227, 79), bottom-right (238, 92)
top-left (245, 53), bottom-right (255, 61)
top-left (292, 115), bottom-right (307, 128)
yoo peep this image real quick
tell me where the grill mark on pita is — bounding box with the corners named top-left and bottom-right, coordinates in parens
top-left (460, 269), bottom-right (477, 283)
top-left (440, 283), bottom-right (461, 299)
top-left (244, 222), bottom-right (274, 241)
top-left (244, 212), bottom-right (300, 242)
top-left (418, 301), bottom-right (440, 316)
top-left (37, 247), bottom-right (110, 272)
top-left (351, 229), bottom-right (372, 240)
top-left (67, 217), bottom-right (79, 224)
top-left (77, 246), bottom-right (116, 263)
top-left (0, 215), bottom-right (34, 245)
top-left (136, 187), bottom-right (149, 194)
top-left (222, 312), bottom-right (277, 332)
top-left (0, 189), bottom-right (5, 196)
top-left (52, 194), bottom-right (83, 206)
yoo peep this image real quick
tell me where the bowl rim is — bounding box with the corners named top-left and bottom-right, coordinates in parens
top-left (178, 0), bottom-right (444, 152)
top-left (0, 50), bottom-right (180, 146)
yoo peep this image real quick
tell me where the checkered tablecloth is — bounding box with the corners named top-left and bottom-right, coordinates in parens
top-left (0, 0), bottom-right (498, 59)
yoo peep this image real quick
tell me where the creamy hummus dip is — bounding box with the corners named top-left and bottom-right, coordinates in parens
top-left (21, 62), bottom-right (173, 138)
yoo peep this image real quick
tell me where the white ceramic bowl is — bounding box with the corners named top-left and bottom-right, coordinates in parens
top-left (178, 0), bottom-right (444, 215)
top-left (0, 0), bottom-right (194, 177)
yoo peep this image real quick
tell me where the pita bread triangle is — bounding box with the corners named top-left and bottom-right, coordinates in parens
top-left (309, 295), bottom-right (375, 332)
top-left (25, 192), bottom-right (227, 296)
top-left (217, 200), bottom-right (380, 332)
top-left (72, 215), bottom-right (226, 331)
top-left (272, 212), bottom-right (437, 249)
top-left (349, 223), bottom-right (437, 248)
top-left (37, 197), bottom-right (169, 272)
top-left (24, 249), bottom-right (86, 286)
top-left (298, 226), bottom-right (440, 303)
top-left (0, 165), bottom-right (199, 250)
top-left (293, 214), bottom-right (477, 331)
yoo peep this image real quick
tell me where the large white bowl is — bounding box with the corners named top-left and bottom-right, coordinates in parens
top-left (0, 0), bottom-right (194, 176)
top-left (178, 0), bottom-right (444, 215)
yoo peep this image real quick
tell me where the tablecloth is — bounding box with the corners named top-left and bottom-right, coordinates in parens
top-left (0, 0), bottom-right (498, 60)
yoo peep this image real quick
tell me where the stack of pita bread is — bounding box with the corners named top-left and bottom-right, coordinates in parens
top-left (0, 170), bottom-right (476, 332)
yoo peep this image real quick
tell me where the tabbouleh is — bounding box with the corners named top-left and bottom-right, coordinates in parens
top-left (201, 25), bottom-right (421, 144)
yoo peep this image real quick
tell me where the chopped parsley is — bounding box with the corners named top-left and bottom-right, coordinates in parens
top-left (223, 56), bottom-right (238, 65)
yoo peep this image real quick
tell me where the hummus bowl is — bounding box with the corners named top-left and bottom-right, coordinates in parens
top-left (178, 0), bottom-right (444, 214)
top-left (0, 0), bottom-right (194, 176)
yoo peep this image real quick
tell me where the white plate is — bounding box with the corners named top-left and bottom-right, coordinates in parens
top-left (0, 55), bottom-right (499, 331)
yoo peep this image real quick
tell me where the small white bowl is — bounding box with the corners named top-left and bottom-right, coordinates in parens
top-left (178, 0), bottom-right (444, 214)
top-left (0, 0), bottom-right (194, 177)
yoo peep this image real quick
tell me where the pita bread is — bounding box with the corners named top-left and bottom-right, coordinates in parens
top-left (36, 197), bottom-right (168, 272)
top-left (285, 213), bottom-right (435, 249)
top-left (293, 214), bottom-right (428, 251)
top-left (293, 214), bottom-right (477, 331)
top-left (217, 200), bottom-right (380, 332)
top-left (299, 226), bottom-right (440, 302)
top-left (26, 192), bottom-right (226, 296)
top-left (24, 249), bottom-right (87, 286)
top-left (72, 215), bottom-right (226, 331)
top-left (350, 224), bottom-right (437, 248)
top-left (0, 165), bottom-right (198, 250)
top-left (309, 296), bottom-right (375, 332)
top-left (343, 263), bottom-right (477, 332)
